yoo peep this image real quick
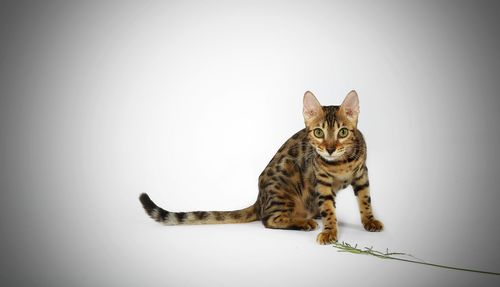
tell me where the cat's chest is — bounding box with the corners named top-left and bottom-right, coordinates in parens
top-left (313, 160), bottom-right (362, 186)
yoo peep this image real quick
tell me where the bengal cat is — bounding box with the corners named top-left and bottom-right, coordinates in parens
top-left (140, 90), bottom-right (383, 244)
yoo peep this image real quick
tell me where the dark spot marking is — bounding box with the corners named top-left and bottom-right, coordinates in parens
top-left (319, 194), bottom-right (334, 202)
top-left (266, 200), bottom-right (287, 209)
top-left (305, 195), bottom-right (317, 210)
top-left (157, 208), bottom-right (169, 221)
top-left (175, 212), bottom-right (186, 223)
top-left (353, 182), bottom-right (370, 196)
top-left (266, 169), bottom-right (275, 176)
top-left (193, 211), bottom-right (208, 220)
top-left (277, 192), bottom-right (294, 201)
top-left (245, 210), bottom-right (254, 219)
top-left (277, 176), bottom-right (289, 185)
top-left (281, 169), bottom-right (291, 177)
top-left (346, 147), bottom-right (360, 162)
top-left (259, 180), bottom-right (273, 190)
top-left (230, 211), bottom-right (242, 220)
top-left (299, 173), bottom-right (305, 189)
top-left (261, 215), bottom-right (271, 225)
top-left (293, 185), bottom-right (302, 196)
top-left (316, 178), bottom-right (331, 186)
top-left (354, 173), bottom-right (365, 182)
top-left (288, 148), bottom-right (299, 157)
top-left (213, 212), bottom-right (224, 221)
top-left (275, 164), bottom-right (282, 172)
top-left (287, 225), bottom-right (304, 230)
top-left (301, 142), bottom-right (308, 154)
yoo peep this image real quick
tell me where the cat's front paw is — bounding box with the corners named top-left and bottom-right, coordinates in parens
top-left (363, 219), bottom-right (384, 232)
top-left (316, 230), bottom-right (338, 245)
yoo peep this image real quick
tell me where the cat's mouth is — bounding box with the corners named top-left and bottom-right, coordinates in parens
top-left (316, 150), bottom-right (343, 162)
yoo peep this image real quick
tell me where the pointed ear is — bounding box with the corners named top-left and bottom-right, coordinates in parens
top-left (303, 91), bottom-right (323, 123)
top-left (340, 90), bottom-right (360, 123)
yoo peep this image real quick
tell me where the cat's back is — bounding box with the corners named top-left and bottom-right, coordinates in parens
top-left (273, 128), bottom-right (311, 158)
top-left (259, 129), bottom-right (313, 177)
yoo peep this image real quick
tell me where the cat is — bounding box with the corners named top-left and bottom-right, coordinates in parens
top-left (139, 90), bottom-right (383, 244)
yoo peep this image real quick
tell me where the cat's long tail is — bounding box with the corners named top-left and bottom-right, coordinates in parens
top-left (139, 193), bottom-right (258, 225)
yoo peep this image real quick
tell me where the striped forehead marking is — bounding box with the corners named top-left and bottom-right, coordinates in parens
top-left (323, 106), bottom-right (340, 128)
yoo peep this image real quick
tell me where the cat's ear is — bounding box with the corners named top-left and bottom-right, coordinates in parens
top-left (340, 90), bottom-right (360, 123)
top-left (303, 91), bottom-right (323, 123)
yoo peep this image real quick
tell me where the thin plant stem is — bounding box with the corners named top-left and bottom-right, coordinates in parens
top-left (332, 242), bottom-right (500, 276)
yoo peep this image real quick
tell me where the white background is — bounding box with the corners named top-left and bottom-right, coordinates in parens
top-left (1, 1), bottom-right (500, 286)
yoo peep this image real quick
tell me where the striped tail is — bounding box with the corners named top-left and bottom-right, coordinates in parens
top-left (139, 193), bottom-right (258, 225)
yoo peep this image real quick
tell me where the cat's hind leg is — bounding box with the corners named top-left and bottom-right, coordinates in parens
top-left (258, 163), bottom-right (317, 231)
top-left (258, 189), bottom-right (318, 231)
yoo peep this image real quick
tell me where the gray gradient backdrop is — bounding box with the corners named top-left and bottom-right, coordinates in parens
top-left (1, 1), bottom-right (500, 286)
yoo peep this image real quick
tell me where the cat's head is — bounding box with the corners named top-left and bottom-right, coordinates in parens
top-left (302, 90), bottom-right (360, 162)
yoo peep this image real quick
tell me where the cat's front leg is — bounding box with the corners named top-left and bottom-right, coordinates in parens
top-left (315, 183), bottom-right (339, 244)
top-left (352, 166), bottom-right (384, 232)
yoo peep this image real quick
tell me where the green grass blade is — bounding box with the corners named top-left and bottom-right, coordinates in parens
top-left (331, 242), bottom-right (500, 276)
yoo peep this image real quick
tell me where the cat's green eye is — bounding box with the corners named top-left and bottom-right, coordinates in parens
top-left (338, 128), bottom-right (349, 138)
top-left (313, 128), bottom-right (324, 138)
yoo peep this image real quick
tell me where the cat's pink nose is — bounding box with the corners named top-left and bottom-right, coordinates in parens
top-left (326, 147), bottom-right (336, 155)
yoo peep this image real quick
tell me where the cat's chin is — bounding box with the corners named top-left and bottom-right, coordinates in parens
top-left (321, 156), bottom-right (339, 162)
